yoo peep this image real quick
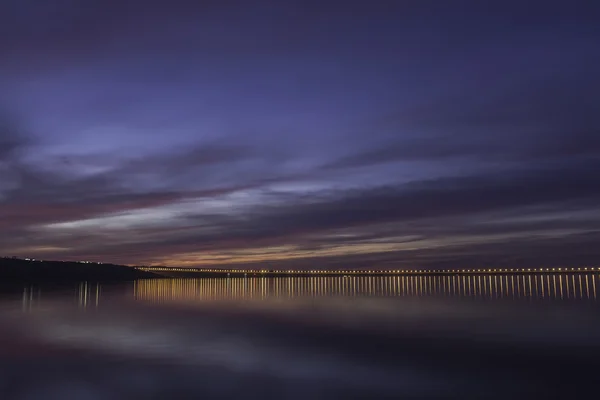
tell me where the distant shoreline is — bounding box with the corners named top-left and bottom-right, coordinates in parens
top-left (0, 257), bottom-right (158, 283)
top-left (3, 257), bottom-right (598, 282)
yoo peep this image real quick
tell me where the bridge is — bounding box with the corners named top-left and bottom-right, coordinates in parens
top-left (136, 266), bottom-right (600, 276)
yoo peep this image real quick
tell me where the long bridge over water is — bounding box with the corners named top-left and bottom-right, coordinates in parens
top-left (136, 266), bottom-right (600, 277)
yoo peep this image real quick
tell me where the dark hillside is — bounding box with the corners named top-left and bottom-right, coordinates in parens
top-left (0, 257), bottom-right (157, 282)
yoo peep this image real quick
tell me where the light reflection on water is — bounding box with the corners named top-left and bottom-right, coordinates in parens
top-left (14, 273), bottom-right (600, 311)
top-left (133, 274), bottom-right (599, 305)
top-left (5, 274), bottom-right (600, 399)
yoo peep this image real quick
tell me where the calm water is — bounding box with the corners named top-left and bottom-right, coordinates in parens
top-left (14, 273), bottom-right (600, 309)
top-left (2, 274), bottom-right (600, 399)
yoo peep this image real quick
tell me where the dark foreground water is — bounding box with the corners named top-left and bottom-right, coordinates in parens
top-left (1, 274), bottom-right (600, 399)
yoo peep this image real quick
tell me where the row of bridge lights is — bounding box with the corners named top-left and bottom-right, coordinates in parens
top-left (142, 267), bottom-right (600, 273)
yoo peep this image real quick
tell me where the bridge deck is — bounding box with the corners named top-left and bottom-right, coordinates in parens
top-left (136, 267), bottom-right (600, 276)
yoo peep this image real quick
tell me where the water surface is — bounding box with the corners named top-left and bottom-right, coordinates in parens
top-left (2, 274), bottom-right (599, 399)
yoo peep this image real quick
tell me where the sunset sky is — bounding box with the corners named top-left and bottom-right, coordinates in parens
top-left (1, 0), bottom-right (599, 269)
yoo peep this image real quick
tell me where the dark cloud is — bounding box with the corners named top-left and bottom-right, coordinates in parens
top-left (0, 135), bottom-right (262, 235)
top-left (0, 107), bottom-right (29, 161)
top-left (32, 159), bottom-right (600, 266)
top-left (3, 0), bottom-right (597, 71)
top-left (215, 230), bottom-right (600, 271)
top-left (326, 54), bottom-right (600, 171)
top-left (264, 160), bottom-right (600, 233)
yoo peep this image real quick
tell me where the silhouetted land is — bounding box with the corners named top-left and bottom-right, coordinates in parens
top-left (0, 257), bottom-right (157, 282)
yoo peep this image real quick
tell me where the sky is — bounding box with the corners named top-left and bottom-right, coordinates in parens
top-left (1, 0), bottom-right (599, 269)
